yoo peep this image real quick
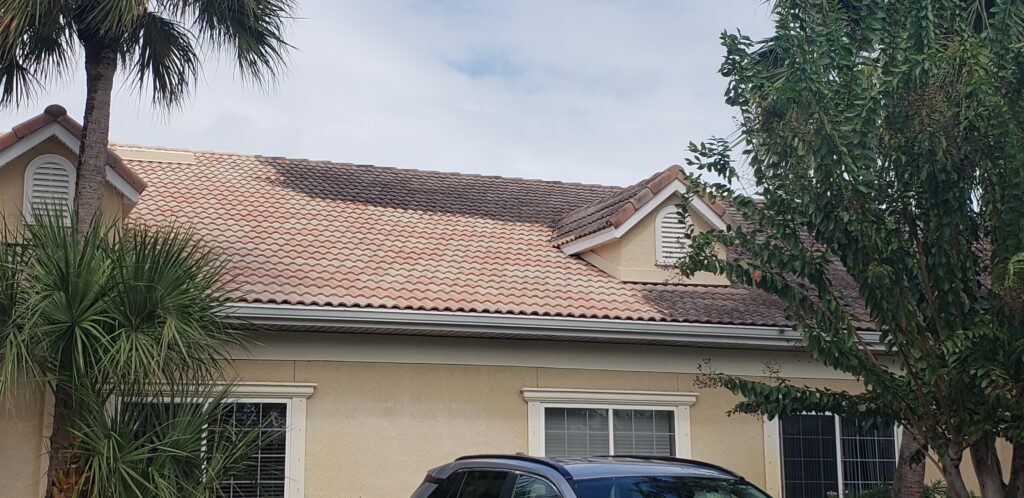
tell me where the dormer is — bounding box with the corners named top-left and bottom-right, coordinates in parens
top-left (0, 105), bottom-right (146, 229)
top-left (552, 165), bottom-right (730, 285)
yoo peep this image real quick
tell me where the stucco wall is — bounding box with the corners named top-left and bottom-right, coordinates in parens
top-left (0, 332), bottom-right (1003, 498)
top-left (0, 136), bottom-right (125, 231)
top-left (0, 388), bottom-right (47, 498)
top-left (585, 194), bottom-right (729, 285)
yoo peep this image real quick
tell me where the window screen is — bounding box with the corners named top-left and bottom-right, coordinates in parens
top-left (781, 414), bottom-right (840, 498)
top-left (840, 420), bottom-right (897, 496)
top-left (612, 409), bottom-right (675, 456)
top-left (780, 414), bottom-right (897, 498)
top-left (544, 408), bottom-right (610, 457)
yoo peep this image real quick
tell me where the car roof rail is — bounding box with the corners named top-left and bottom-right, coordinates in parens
top-left (455, 454), bottom-right (573, 479)
top-left (595, 455), bottom-right (741, 478)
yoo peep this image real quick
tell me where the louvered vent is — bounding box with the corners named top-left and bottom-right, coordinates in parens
top-left (656, 207), bottom-right (690, 264)
top-left (25, 157), bottom-right (75, 224)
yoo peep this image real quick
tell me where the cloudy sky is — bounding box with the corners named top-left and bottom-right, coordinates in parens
top-left (12, 1), bottom-right (775, 187)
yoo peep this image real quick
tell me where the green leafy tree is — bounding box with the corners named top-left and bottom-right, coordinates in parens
top-left (0, 215), bottom-right (259, 497)
top-left (678, 1), bottom-right (1024, 498)
top-left (0, 0), bottom-right (295, 235)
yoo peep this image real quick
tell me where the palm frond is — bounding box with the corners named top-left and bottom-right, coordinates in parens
top-left (73, 383), bottom-right (267, 498)
top-left (19, 211), bottom-right (114, 388)
top-left (102, 221), bottom-right (245, 389)
top-left (72, 0), bottom-right (144, 41)
top-left (0, 225), bottom-right (36, 396)
top-left (124, 11), bottom-right (199, 107)
top-left (0, 0), bottom-right (75, 106)
top-left (0, 53), bottom-right (37, 106)
top-left (174, 0), bottom-right (295, 85)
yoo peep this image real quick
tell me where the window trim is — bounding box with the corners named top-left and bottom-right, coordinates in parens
top-left (763, 414), bottom-right (900, 498)
top-left (23, 153), bottom-right (76, 225)
top-left (522, 388), bottom-right (697, 458)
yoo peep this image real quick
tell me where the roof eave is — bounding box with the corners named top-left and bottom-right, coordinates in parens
top-left (224, 302), bottom-right (882, 350)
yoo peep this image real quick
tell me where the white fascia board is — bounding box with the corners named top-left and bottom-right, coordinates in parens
top-left (561, 179), bottom-right (727, 256)
top-left (560, 227), bottom-right (615, 255)
top-left (224, 302), bottom-right (880, 349)
top-left (105, 165), bottom-right (141, 202)
top-left (0, 122), bottom-right (140, 201)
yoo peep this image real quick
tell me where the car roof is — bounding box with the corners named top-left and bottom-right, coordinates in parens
top-left (452, 455), bottom-right (742, 481)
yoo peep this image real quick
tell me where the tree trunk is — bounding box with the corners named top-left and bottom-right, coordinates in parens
top-left (75, 41), bottom-right (118, 239)
top-left (971, 434), bottom-right (1006, 498)
top-left (1006, 442), bottom-right (1024, 498)
top-left (893, 429), bottom-right (926, 498)
top-left (943, 445), bottom-right (975, 498)
top-left (45, 381), bottom-right (79, 498)
top-left (47, 37), bottom-right (118, 497)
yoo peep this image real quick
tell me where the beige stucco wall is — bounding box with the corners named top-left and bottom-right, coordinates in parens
top-left (0, 332), bottom-right (1004, 498)
top-left (0, 136), bottom-right (126, 232)
top-left (0, 388), bottom-right (47, 498)
top-left (585, 194), bottom-right (729, 285)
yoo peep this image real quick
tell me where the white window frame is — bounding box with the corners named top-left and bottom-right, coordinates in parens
top-left (522, 388), bottom-right (697, 458)
top-left (23, 153), bottom-right (76, 224)
top-left (654, 205), bottom-right (691, 266)
top-left (762, 414), bottom-right (900, 498)
top-left (85, 382), bottom-right (315, 498)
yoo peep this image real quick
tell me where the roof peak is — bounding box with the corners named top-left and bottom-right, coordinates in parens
top-left (117, 142), bottom-right (627, 190)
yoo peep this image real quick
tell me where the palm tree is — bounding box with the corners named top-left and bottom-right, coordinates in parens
top-left (0, 214), bottom-right (255, 497)
top-left (0, 0), bottom-right (295, 236)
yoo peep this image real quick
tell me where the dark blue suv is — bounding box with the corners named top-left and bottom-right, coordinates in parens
top-left (410, 455), bottom-right (772, 498)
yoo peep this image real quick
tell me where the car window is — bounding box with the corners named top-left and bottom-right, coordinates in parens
top-left (428, 471), bottom-right (467, 498)
top-left (513, 474), bottom-right (561, 498)
top-left (572, 476), bottom-right (770, 498)
top-left (459, 470), bottom-right (511, 498)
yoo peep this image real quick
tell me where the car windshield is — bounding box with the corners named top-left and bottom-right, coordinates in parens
top-left (572, 476), bottom-right (771, 498)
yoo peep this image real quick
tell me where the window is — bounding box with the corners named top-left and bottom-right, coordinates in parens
top-left (459, 470), bottom-right (512, 498)
top-left (572, 476), bottom-right (771, 498)
top-left (120, 383), bottom-right (313, 498)
top-left (543, 407), bottom-right (676, 457)
top-left (779, 414), bottom-right (896, 498)
top-left (23, 154), bottom-right (75, 224)
top-left (218, 402), bottom-right (288, 498)
top-left (523, 389), bottom-right (697, 459)
top-left (513, 474), bottom-right (560, 498)
top-left (428, 472), bottom-right (467, 498)
top-left (655, 206), bottom-right (691, 265)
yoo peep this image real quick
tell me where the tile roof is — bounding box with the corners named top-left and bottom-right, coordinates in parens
top-left (123, 149), bottom-right (794, 327)
top-left (0, 105), bottom-right (147, 194)
top-left (551, 165), bottom-right (726, 246)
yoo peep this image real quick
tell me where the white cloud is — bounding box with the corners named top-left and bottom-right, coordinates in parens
top-left (9, 0), bottom-right (774, 187)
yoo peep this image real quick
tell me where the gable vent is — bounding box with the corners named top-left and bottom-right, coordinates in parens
top-left (656, 206), bottom-right (691, 265)
top-left (24, 154), bottom-right (76, 224)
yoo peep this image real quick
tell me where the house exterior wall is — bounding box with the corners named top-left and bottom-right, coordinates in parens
top-left (0, 136), bottom-right (125, 230)
top-left (0, 331), bottom-right (1002, 497)
top-left (0, 389), bottom-right (48, 498)
top-left (584, 194), bottom-right (729, 285)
